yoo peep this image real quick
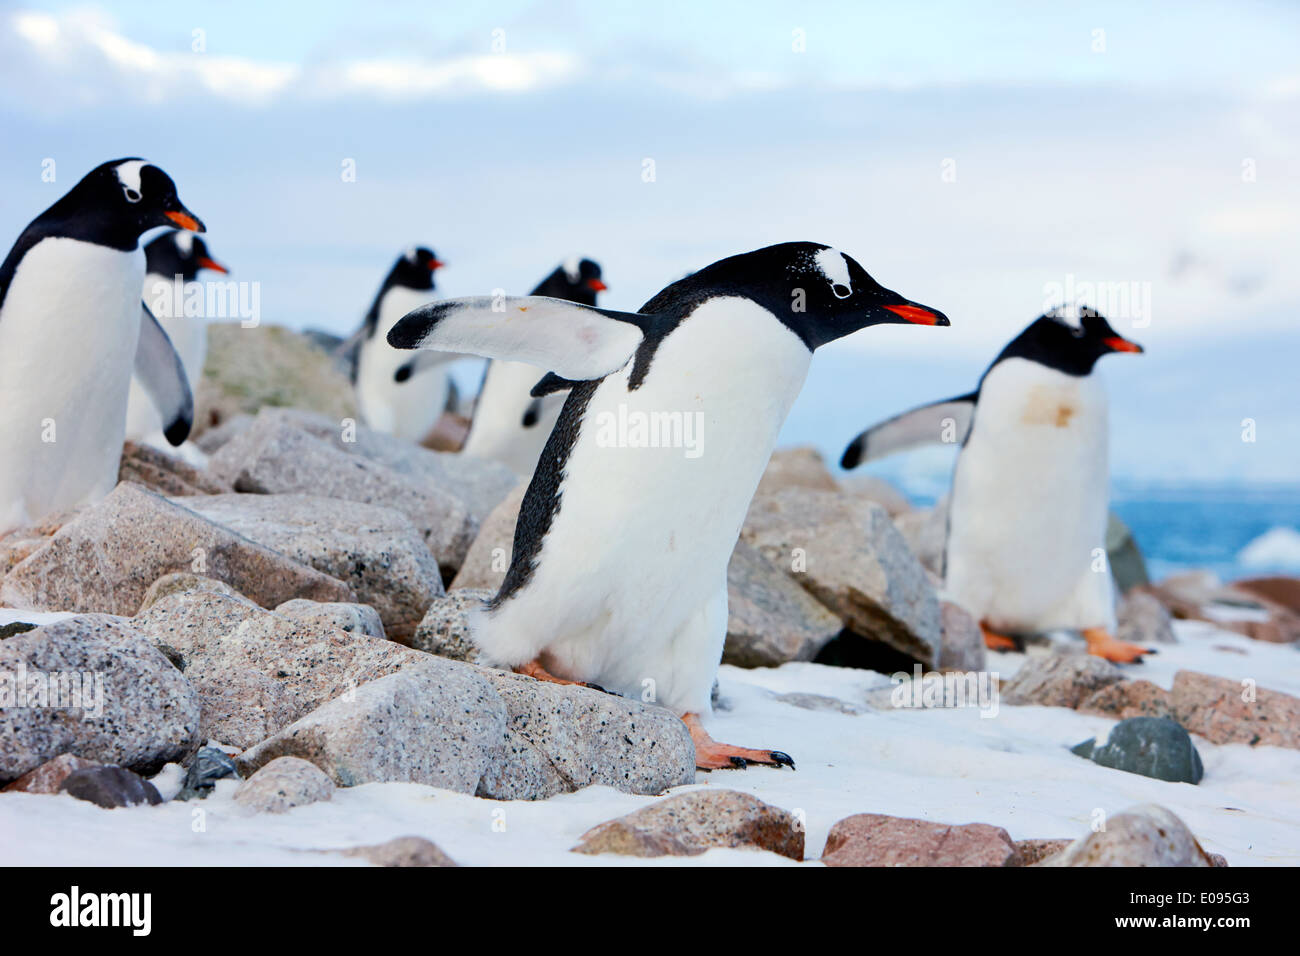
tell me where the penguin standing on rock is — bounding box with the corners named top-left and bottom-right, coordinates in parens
top-left (459, 257), bottom-right (608, 476)
top-left (125, 230), bottom-right (228, 443)
top-left (389, 242), bottom-right (949, 769)
top-left (0, 158), bottom-right (200, 531)
top-left (840, 309), bottom-right (1149, 662)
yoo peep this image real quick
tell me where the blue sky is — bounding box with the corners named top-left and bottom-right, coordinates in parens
top-left (2, 1), bottom-right (1297, 484)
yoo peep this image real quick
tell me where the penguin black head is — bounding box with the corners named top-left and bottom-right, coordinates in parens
top-left (386, 246), bottom-right (444, 293)
top-left (533, 257), bottom-right (606, 305)
top-left (39, 159), bottom-right (205, 251)
top-left (144, 231), bottom-right (228, 281)
top-left (646, 242), bottom-right (949, 350)
top-left (997, 308), bottom-right (1144, 377)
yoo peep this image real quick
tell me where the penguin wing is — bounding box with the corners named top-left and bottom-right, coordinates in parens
top-left (393, 349), bottom-right (457, 383)
top-left (840, 392), bottom-right (977, 468)
top-left (135, 303), bottom-right (195, 447)
top-left (388, 295), bottom-right (653, 383)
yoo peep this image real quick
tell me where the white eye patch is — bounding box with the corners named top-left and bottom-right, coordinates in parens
top-left (562, 255), bottom-right (581, 283)
top-left (814, 247), bottom-right (853, 297)
top-left (115, 159), bottom-right (147, 203)
top-left (174, 231), bottom-right (194, 255)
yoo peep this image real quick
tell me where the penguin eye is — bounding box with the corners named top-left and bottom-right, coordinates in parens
top-left (831, 283), bottom-right (851, 299)
top-left (123, 187), bottom-right (142, 203)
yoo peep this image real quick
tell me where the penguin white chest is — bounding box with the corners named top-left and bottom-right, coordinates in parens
top-left (356, 286), bottom-right (448, 440)
top-left (0, 238), bottom-right (144, 527)
top-left (477, 297), bottom-right (812, 712)
top-left (461, 359), bottom-right (564, 477)
top-left (945, 358), bottom-right (1114, 631)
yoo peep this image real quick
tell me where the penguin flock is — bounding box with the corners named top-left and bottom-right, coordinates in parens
top-left (1, 158), bottom-right (1150, 772)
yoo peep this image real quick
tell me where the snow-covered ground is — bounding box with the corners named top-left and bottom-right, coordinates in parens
top-left (2, 620), bottom-right (1298, 866)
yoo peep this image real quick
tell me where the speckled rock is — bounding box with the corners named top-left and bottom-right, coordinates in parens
top-left (741, 488), bottom-right (941, 665)
top-left (138, 573), bottom-right (242, 613)
top-left (753, 446), bottom-right (839, 497)
top-left (275, 599), bottom-right (385, 640)
top-left (338, 835), bottom-right (457, 867)
top-left (235, 658), bottom-right (506, 791)
top-left (1078, 679), bottom-right (1174, 720)
top-left (60, 765), bottom-right (163, 808)
top-left (2, 754), bottom-right (99, 794)
top-left (723, 539), bottom-right (842, 668)
top-left (477, 671), bottom-right (696, 800)
top-left (573, 790), bottom-right (802, 859)
top-left (821, 813), bottom-right (1017, 867)
top-left (449, 484), bottom-right (524, 591)
top-left (1010, 838), bottom-right (1073, 866)
top-left (233, 755), bottom-right (335, 813)
top-left (192, 413), bottom-right (254, 455)
top-left (0, 615), bottom-right (200, 783)
top-left (0, 483), bottom-right (354, 616)
top-left (1117, 590), bottom-right (1176, 646)
top-left (118, 441), bottom-right (230, 497)
top-left (1000, 653), bottom-right (1125, 709)
top-left (1072, 717), bottom-right (1204, 784)
top-left (179, 492), bottom-right (443, 640)
top-left (207, 417), bottom-right (477, 577)
top-left (1170, 670), bottom-right (1300, 750)
top-left (1039, 804), bottom-right (1218, 866)
top-left (411, 590), bottom-right (491, 661)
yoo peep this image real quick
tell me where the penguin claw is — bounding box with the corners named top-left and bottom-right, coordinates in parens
top-left (681, 713), bottom-right (796, 771)
top-left (728, 756), bottom-right (748, 769)
top-left (769, 751), bottom-right (796, 770)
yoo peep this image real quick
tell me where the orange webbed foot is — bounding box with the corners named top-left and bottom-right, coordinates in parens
top-left (682, 713), bottom-right (794, 771)
top-left (1083, 628), bottom-right (1155, 664)
top-left (980, 622), bottom-right (1019, 652)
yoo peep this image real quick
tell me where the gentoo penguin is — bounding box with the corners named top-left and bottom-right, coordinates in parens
top-left (459, 257), bottom-right (608, 476)
top-left (345, 247), bottom-right (451, 441)
top-left (124, 230), bottom-right (228, 442)
top-left (840, 309), bottom-right (1148, 662)
top-left (0, 158), bottom-right (200, 530)
top-left (389, 242), bottom-right (949, 769)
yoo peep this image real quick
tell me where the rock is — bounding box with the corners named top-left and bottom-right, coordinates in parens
top-left (275, 599), bottom-right (385, 639)
top-left (1078, 679), bottom-right (1174, 720)
top-left (420, 412), bottom-right (471, 453)
top-left (1106, 512), bottom-right (1150, 592)
top-left (938, 601), bottom-right (985, 672)
top-left (1010, 838), bottom-right (1073, 866)
top-left (0, 621), bottom-right (39, 639)
top-left (573, 790), bottom-right (802, 860)
top-left (476, 671), bottom-right (696, 800)
top-left (1145, 574), bottom-right (1300, 644)
top-left (138, 573), bottom-right (242, 613)
top-left (772, 691), bottom-right (863, 715)
top-left (411, 590), bottom-right (491, 661)
top-left (1000, 654), bottom-right (1124, 709)
top-left (839, 474), bottom-right (912, 517)
top-left (449, 483), bottom-right (524, 591)
top-left (60, 766), bottom-right (163, 809)
top-left (1072, 717), bottom-right (1204, 784)
top-left (338, 836), bottom-right (457, 867)
top-left (1234, 576), bottom-right (1300, 617)
top-left (118, 441), bottom-right (230, 497)
top-left (820, 813), bottom-right (1017, 867)
top-left (207, 418), bottom-right (477, 578)
top-left (1040, 804), bottom-right (1218, 866)
top-left (132, 590), bottom-right (436, 749)
top-left (0, 615), bottom-right (200, 783)
top-left (1170, 670), bottom-right (1300, 750)
top-left (3, 754), bottom-right (100, 794)
top-left (1, 483), bottom-right (354, 616)
top-left (175, 746), bottom-right (240, 800)
top-left (0, 533), bottom-right (53, 575)
top-left (192, 413), bottom-right (254, 455)
top-left (193, 323), bottom-right (359, 437)
top-left (754, 446), bottom-right (839, 497)
top-left (892, 500), bottom-right (947, 577)
top-left (742, 489), bottom-right (941, 665)
top-left (723, 540), bottom-right (842, 667)
top-left (180, 493), bottom-right (442, 641)
top-left (233, 756), bottom-right (335, 813)
top-left (236, 658), bottom-right (506, 791)
top-left (1116, 590), bottom-right (1177, 645)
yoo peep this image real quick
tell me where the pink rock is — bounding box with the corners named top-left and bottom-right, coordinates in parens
top-left (821, 813), bottom-right (1017, 867)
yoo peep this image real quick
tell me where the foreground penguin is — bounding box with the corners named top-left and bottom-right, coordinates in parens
top-left (459, 257), bottom-right (608, 476)
top-left (390, 242), bottom-right (949, 768)
top-left (841, 309), bottom-right (1148, 662)
top-left (0, 159), bottom-right (200, 530)
top-left (125, 230), bottom-right (228, 442)
top-left (344, 246), bottom-right (451, 440)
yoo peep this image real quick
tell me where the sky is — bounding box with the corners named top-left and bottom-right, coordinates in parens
top-left (1, 1), bottom-right (1298, 485)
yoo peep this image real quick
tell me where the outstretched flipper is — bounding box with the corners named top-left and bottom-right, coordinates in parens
top-left (393, 349), bottom-right (457, 383)
top-left (135, 303), bottom-right (194, 446)
top-left (388, 295), bottom-right (657, 383)
top-left (840, 392), bottom-right (978, 468)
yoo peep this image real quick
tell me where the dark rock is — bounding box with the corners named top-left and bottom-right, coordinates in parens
top-left (176, 746), bottom-right (240, 800)
top-left (1072, 717), bottom-right (1204, 784)
top-left (60, 766), bottom-right (163, 809)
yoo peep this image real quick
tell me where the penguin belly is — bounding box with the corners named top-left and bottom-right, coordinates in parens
top-left (462, 359), bottom-right (565, 477)
top-left (944, 358), bottom-right (1115, 633)
top-left (0, 239), bottom-right (144, 528)
top-left (475, 297), bottom-right (812, 714)
top-left (356, 285), bottom-right (448, 441)
top-left (125, 273), bottom-right (208, 441)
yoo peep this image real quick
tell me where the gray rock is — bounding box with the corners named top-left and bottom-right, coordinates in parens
top-left (449, 483), bottom-right (524, 591)
top-left (892, 500), bottom-right (948, 577)
top-left (1117, 590), bottom-right (1177, 646)
top-left (118, 441), bottom-right (231, 497)
top-left (337, 836), bottom-right (457, 867)
top-left (1072, 717), bottom-right (1204, 784)
top-left (235, 658), bottom-right (506, 791)
top-left (723, 539), bottom-right (842, 668)
top-left (1, 483), bottom-right (354, 616)
top-left (838, 474), bottom-right (912, 517)
top-left (1039, 804), bottom-right (1218, 866)
top-left (233, 755), bottom-right (335, 813)
top-left (176, 746), bottom-right (240, 800)
top-left (275, 599), bottom-right (386, 640)
top-left (60, 766), bottom-right (163, 808)
top-left (138, 573), bottom-right (242, 613)
top-left (1001, 653), bottom-right (1125, 709)
top-left (192, 413), bottom-right (254, 455)
top-left (1106, 512), bottom-right (1150, 592)
top-left (179, 493), bottom-right (442, 641)
top-left (742, 488), bottom-right (941, 665)
top-left (0, 615), bottom-right (200, 783)
top-left (754, 446), bottom-right (839, 497)
top-left (476, 671), bottom-right (696, 800)
top-left (411, 590), bottom-right (491, 661)
top-left (938, 600), bottom-right (986, 672)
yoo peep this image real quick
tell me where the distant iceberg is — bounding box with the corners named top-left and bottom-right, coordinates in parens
top-left (1239, 526), bottom-right (1300, 571)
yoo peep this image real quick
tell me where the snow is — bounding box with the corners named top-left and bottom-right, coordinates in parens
top-left (2, 620), bottom-right (1298, 867)
top-left (1239, 526), bottom-right (1300, 571)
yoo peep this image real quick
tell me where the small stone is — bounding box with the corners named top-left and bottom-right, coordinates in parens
top-left (1039, 804), bottom-right (1218, 866)
top-left (1117, 591), bottom-right (1177, 645)
top-left (411, 590), bottom-right (491, 661)
top-left (233, 756), bottom-right (335, 813)
top-left (118, 441), bottom-right (231, 497)
top-left (821, 813), bottom-right (1017, 867)
top-left (1071, 717), bottom-right (1204, 784)
top-left (1001, 654), bottom-right (1124, 709)
top-left (275, 599), bottom-right (385, 639)
top-left (59, 766), bottom-right (163, 809)
top-left (138, 573), bottom-right (241, 612)
top-left (176, 746), bottom-right (240, 800)
top-left (338, 835), bottom-right (457, 867)
top-left (1078, 679), bottom-right (1174, 720)
top-left (1010, 838), bottom-right (1073, 866)
top-left (3, 754), bottom-right (99, 794)
top-left (1106, 512), bottom-right (1150, 592)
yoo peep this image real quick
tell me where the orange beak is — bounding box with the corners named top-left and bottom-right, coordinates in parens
top-left (428, 259), bottom-right (446, 271)
top-left (1103, 336), bottom-right (1143, 353)
top-left (586, 278), bottom-right (608, 292)
top-left (198, 257), bottom-right (228, 275)
top-left (884, 303), bottom-right (948, 326)
top-left (165, 210), bottom-right (204, 232)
